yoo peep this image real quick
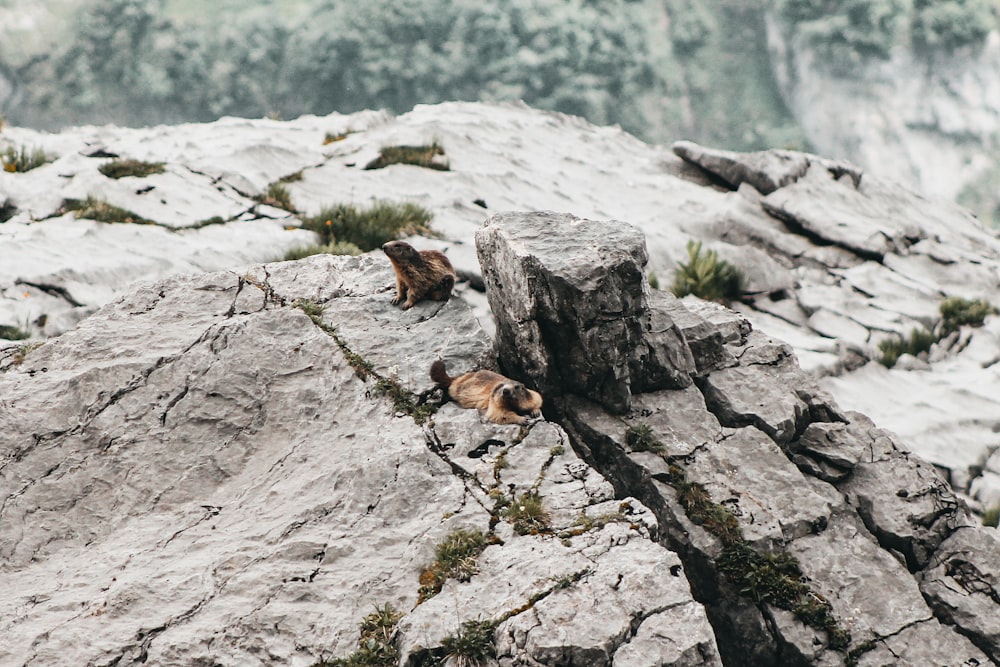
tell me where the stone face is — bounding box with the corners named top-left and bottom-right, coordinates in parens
top-left (920, 526), bottom-right (1000, 658)
top-left (0, 253), bottom-right (720, 667)
top-left (477, 212), bottom-right (998, 666)
top-left (476, 211), bottom-right (695, 414)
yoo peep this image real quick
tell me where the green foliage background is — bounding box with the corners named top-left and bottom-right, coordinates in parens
top-left (0, 0), bottom-right (995, 152)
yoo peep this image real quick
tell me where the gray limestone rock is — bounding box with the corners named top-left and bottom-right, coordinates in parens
top-left (920, 526), bottom-right (1000, 658)
top-left (672, 141), bottom-right (863, 195)
top-left (476, 211), bottom-right (696, 414)
top-left (477, 212), bottom-right (998, 666)
top-left (0, 252), bottom-right (720, 667)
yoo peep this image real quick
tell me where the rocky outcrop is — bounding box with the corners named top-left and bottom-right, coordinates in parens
top-left (3, 100), bottom-right (1000, 571)
top-left (479, 212), bottom-right (999, 666)
top-left (0, 252), bottom-right (721, 666)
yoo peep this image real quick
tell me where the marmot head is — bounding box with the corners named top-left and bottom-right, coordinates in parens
top-left (382, 240), bottom-right (421, 262)
top-left (494, 382), bottom-right (543, 418)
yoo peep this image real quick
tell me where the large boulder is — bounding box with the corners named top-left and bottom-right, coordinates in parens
top-left (478, 212), bottom-right (997, 666)
top-left (0, 252), bottom-right (721, 666)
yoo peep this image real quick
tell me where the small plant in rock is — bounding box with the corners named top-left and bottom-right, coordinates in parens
top-left (940, 296), bottom-right (998, 335)
top-left (877, 327), bottom-right (937, 368)
top-left (0, 198), bottom-right (16, 223)
top-left (503, 490), bottom-right (550, 535)
top-left (625, 424), bottom-right (665, 454)
top-left (301, 201), bottom-right (433, 252)
top-left (983, 504), bottom-right (1000, 528)
top-left (0, 324), bottom-right (30, 341)
top-left (671, 240), bottom-right (744, 305)
top-left (418, 528), bottom-right (489, 602)
top-left (62, 196), bottom-right (154, 224)
top-left (255, 181), bottom-right (296, 212)
top-left (439, 619), bottom-right (497, 667)
top-left (315, 603), bottom-right (403, 667)
top-left (364, 141), bottom-right (449, 171)
top-left (98, 159), bottom-right (165, 179)
top-left (324, 130), bottom-right (355, 144)
top-left (648, 271), bottom-right (660, 290)
top-left (2, 144), bottom-right (49, 173)
top-left (10, 341), bottom-right (42, 366)
top-left (283, 241), bottom-right (363, 262)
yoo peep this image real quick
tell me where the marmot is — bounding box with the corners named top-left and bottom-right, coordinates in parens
top-left (431, 359), bottom-right (543, 425)
top-left (382, 240), bottom-right (456, 310)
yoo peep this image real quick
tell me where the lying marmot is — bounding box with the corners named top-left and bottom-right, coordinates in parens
top-left (382, 240), bottom-right (456, 310)
top-left (431, 359), bottom-right (543, 425)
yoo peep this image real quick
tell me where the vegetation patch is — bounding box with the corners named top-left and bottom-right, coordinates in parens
top-left (637, 424), bottom-right (852, 652)
top-left (983, 504), bottom-right (1000, 529)
top-left (364, 142), bottom-right (449, 171)
top-left (2, 145), bottom-right (49, 173)
top-left (293, 299), bottom-right (440, 424)
top-left (671, 240), bottom-right (744, 305)
top-left (625, 424), bottom-right (666, 454)
top-left (283, 241), bottom-right (362, 262)
top-left (301, 201), bottom-right (433, 252)
top-left (418, 528), bottom-right (490, 602)
top-left (0, 325), bottom-right (30, 341)
top-left (98, 158), bottom-right (165, 179)
top-left (315, 603), bottom-right (402, 667)
top-left (0, 198), bottom-right (16, 223)
top-left (255, 181), bottom-right (296, 212)
top-left (502, 490), bottom-right (550, 535)
top-left (62, 196), bottom-right (155, 224)
top-left (324, 130), bottom-right (356, 145)
top-left (940, 296), bottom-right (998, 335)
top-left (438, 619), bottom-right (497, 667)
top-left (877, 297), bottom-right (997, 367)
top-left (877, 327), bottom-right (937, 368)
top-left (9, 342), bottom-right (43, 366)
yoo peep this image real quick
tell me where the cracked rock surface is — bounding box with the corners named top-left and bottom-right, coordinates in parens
top-left (0, 252), bottom-right (720, 666)
top-left (479, 212), bottom-right (998, 666)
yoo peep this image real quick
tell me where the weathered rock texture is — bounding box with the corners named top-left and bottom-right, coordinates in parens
top-left (479, 212), bottom-right (1000, 666)
top-left (4, 102), bottom-right (1000, 499)
top-left (0, 252), bottom-right (721, 666)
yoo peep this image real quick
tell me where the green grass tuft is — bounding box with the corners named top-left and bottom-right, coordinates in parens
top-left (0, 325), bottom-right (30, 341)
top-left (983, 505), bottom-right (1000, 528)
top-left (502, 490), bottom-right (550, 535)
top-left (440, 619), bottom-right (497, 666)
top-left (2, 145), bottom-right (49, 173)
top-left (62, 196), bottom-right (155, 224)
top-left (315, 603), bottom-right (402, 667)
top-left (364, 142), bottom-right (449, 171)
top-left (418, 529), bottom-right (489, 602)
top-left (625, 424), bottom-right (666, 454)
top-left (671, 240), bottom-right (744, 305)
top-left (98, 159), bottom-right (165, 179)
top-left (301, 201), bottom-right (433, 252)
top-left (940, 297), bottom-right (998, 335)
top-left (255, 181), bottom-right (296, 212)
top-left (283, 241), bottom-right (362, 262)
top-left (877, 327), bottom-right (937, 368)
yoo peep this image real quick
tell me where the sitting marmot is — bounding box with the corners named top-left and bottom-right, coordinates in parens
top-left (382, 240), bottom-right (456, 309)
top-left (430, 359), bottom-right (543, 425)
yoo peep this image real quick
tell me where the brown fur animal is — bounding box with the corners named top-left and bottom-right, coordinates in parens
top-left (382, 240), bottom-right (456, 309)
top-left (431, 359), bottom-right (543, 425)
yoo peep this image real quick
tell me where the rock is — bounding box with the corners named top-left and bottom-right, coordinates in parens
top-left (476, 211), bottom-right (696, 414)
top-left (672, 141), bottom-right (863, 195)
top-left (0, 252), bottom-right (721, 667)
top-left (920, 526), bottom-right (1000, 658)
top-left (477, 212), bottom-right (997, 666)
